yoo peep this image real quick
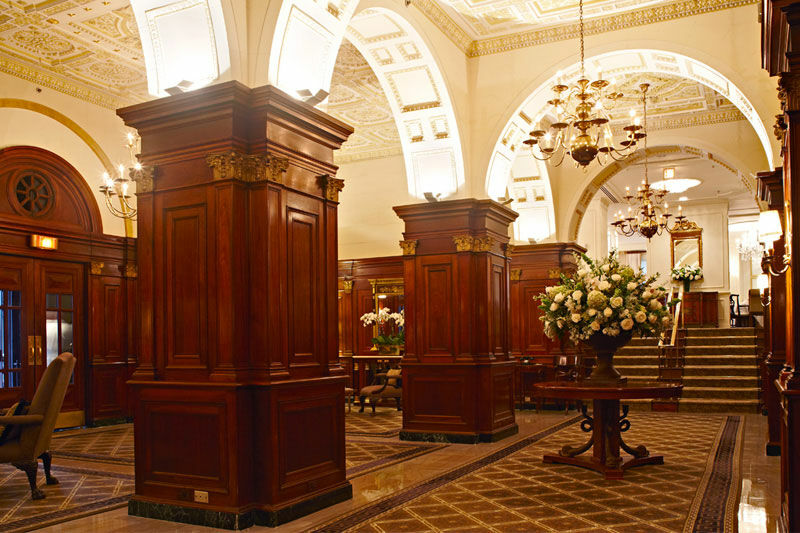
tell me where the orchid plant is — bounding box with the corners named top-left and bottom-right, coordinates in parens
top-left (360, 308), bottom-right (405, 347)
top-left (537, 252), bottom-right (678, 344)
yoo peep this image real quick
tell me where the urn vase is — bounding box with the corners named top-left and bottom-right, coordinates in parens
top-left (583, 331), bottom-right (633, 385)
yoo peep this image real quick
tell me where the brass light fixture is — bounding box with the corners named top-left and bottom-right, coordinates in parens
top-left (610, 87), bottom-right (687, 240)
top-left (523, 0), bottom-right (647, 168)
top-left (98, 132), bottom-right (144, 220)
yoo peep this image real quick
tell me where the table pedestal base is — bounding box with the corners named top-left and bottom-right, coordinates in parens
top-left (542, 399), bottom-right (659, 480)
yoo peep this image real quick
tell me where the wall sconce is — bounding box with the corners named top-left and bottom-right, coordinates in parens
top-left (757, 273), bottom-right (771, 307)
top-left (759, 209), bottom-right (790, 277)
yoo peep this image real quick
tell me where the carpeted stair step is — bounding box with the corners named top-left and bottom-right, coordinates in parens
top-left (628, 338), bottom-right (662, 347)
top-left (683, 327), bottom-right (757, 337)
top-left (615, 355), bottom-right (661, 365)
top-left (684, 345), bottom-right (758, 355)
top-left (683, 365), bottom-right (759, 377)
top-left (681, 387), bottom-right (760, 400)
top-left (685, 336), bottom-right (757, 346)
top-left (682, 375), bottom-right (759, 387)
top-left (684, 355), bottom-right (758, 366)
top-left (677, 398), bottom-right (760, 413)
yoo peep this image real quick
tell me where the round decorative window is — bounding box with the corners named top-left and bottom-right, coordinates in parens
top-left (12, 173), bottom-right (54, 217)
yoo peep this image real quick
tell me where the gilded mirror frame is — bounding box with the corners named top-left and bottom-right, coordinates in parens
top-left (669, 221), bottom-right (703, 270)
top-left (369, 278), bottom-right (404, 338)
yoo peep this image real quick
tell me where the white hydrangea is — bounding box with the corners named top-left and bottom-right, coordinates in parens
top-left (598, 280), bottom-right (611, 291)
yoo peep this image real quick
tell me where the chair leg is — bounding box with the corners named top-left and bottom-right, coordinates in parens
top-left (12, 460), bottom-right (45, 500)
top-left (370, 398), bottom-right (376, 414)
top-left (39, 452), bottom-right (58, 485)
top-left (359, 396), bottom-right (366, 413)
top-left (395, 397), bottom-right (402, 411)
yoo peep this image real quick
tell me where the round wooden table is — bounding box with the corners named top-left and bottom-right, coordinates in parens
top-left (533, 380), bottom-right (682, 479)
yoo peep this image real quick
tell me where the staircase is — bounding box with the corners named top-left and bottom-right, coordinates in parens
top-left (615, 327), bottom-right (761, 413)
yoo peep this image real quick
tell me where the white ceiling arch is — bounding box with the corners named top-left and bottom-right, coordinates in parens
top-left (486, 48), bottom-right (775, 242)
top-left (268, 0), bottom-right (465, 199)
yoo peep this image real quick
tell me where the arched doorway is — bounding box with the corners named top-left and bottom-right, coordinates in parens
top-left (0, 146), bottom-right (135, 427)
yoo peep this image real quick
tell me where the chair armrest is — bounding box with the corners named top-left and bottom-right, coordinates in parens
top-left (0, 414), bottom-right (44, 426)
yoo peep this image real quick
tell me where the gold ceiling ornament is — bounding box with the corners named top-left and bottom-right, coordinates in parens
top-left (522, 0), bottom-right (647, 169)
top-left (610, 89), bottom-right (688, 240)
top-left (99, 131), bottom-right (147, 220)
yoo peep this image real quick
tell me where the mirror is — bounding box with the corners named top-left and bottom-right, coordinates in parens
top-left (670, 221), bottom-right (702, 270)
top-left (369, 279), bottom-right (404, 354)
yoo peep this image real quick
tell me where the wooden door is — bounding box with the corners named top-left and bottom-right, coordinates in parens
top-left (0, 255), bottom-right (84, 424)
top-left (36, 261), bottom-right (84, 416)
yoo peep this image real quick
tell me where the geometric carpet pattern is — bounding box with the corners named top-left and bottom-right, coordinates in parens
top-left (51, 425), bottom-right (135, 465)
top-left (314, 413), bottom-right (743, 532)
top-left (0, 465), bottom-right (132, 533)
top-left (345, 410), bottom-right (402, 438)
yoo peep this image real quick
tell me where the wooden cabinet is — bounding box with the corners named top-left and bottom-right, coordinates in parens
top-left (680, 291), bottom-right (718, 327)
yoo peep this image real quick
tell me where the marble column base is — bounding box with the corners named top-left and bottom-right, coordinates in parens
top-left (400, 424), bottom-right (518, 444)
top-left (128, 482), bottom-right (353, 530)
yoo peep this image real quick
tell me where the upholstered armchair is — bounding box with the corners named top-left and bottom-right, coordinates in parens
top-left (358, 368), bottom-right (402, 414)
top-left (0, 353), bottom-right (75, 499)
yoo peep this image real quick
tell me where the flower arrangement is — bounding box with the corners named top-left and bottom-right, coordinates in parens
top-left (360, 308), bottom-right (405, 349)
top-left (537, 252), bottom-right (678, 344)
top-left (671, 265), bottom-right (703, 282)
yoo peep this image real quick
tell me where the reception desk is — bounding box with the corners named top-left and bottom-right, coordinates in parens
top-left (681, 291), bottom-right (718, 327)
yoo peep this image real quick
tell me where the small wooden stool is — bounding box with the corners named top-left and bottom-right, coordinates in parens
top-left (344, 387), bottom-right (355, 412)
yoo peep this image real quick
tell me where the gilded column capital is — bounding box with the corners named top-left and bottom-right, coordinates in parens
top-left (319, 174), bottom-right (345, 201)
top-left (90, 261), bottom-right (104, 275)
top-left (510, 268), bottom-right (522, 281)
top-left (548, 268), bottom-right (562, 279)
top-left (453, 235), bottom-right (474, 252)
top-left (473, 236), bottom-right (494, 252)
top-left (132, 165), bottom-right (155, 193)
top-left (778, 73), bottom-right (800, 113)
top-left (124, 264), bottom-right (138, 278)
top-left (206, 150), bottom-right (285, 183)
top-left (342, 279), bottom-right (353, 293)
top-left (505, 243), bottom-right (515, 257)
top-left (399, 240), bottom-right (418, 255)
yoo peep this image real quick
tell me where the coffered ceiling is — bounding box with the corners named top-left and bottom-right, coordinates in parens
top-left (0, 0), bottom-right (148, 108)
top-left (327, 41), bottom-right (402, 163)
top-left (437, 0), bottom-right (668, 39)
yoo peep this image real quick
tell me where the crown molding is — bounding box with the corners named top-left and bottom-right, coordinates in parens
top-left (413, 0), bottom-right (758, 57)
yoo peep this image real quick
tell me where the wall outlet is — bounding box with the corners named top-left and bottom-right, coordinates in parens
top-left (194, 490), bottom-right (209, 503)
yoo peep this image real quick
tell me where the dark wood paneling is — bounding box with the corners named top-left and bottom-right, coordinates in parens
top-left (681, 292), bottom-right (718, 327)
top-left (120, 82), bottom-right (353, 523)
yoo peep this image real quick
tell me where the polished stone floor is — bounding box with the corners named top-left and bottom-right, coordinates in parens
top-left (32, 410), bottom-right (780, 532)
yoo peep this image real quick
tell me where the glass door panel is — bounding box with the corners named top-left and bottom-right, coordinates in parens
top-left (0, 257), bottom-right (34, 406)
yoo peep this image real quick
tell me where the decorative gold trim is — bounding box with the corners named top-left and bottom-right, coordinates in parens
top-left (370, 278), bottom-right (404, 295)
top-left (670, 222), bottom-right (703, 269)
top-left (124, 264), bottom-right (138, 278)
top-left (90, 261), bottom-right (104, 275)
top-left (505, 244), bottom-right (515, 257)
top-left (510, 268), bottom-right (522, 281)
top-left (466, 0), bottom-right (758, 57)
top-left (319, 174), bottom-right (345, 201)
top-left (206, 151), bottom-right (273, 182)
top-left (473, 236), bottom-right (494, 252)
top-left (342, 279), bottom-right (353, 293)
top-left (453, 235), bottom-right (474, 252)
top-left (269, 156), bottom-right (289, 183)
top-left (402, 101), bottom-right (441, 113)
top-left (399, 240), bottom-right (418, 255)
top-left (547, 268), bottom-right (561, 279)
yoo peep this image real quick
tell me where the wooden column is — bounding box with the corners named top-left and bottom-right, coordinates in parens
top-left (509, 243), bottom-right (585, 363)
top-left (757, 169), bottom-right (786, 455)
top-left (393, 199), bottom-right (518, 443)
top-left (763, 5), bottom-right (800, 529)
top-left (119, 82), bottom-right (353, 529)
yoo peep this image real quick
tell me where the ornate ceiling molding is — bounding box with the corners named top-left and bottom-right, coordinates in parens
top-left (412, 0), bottom-right (758, 57)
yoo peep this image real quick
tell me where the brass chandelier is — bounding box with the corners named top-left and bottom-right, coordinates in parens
top-left (99, 132), bottom-right (142, 220)
top-left (610, 86), bottom-right (687, 240)
top-left (522, 0), bottom-right (647, 168)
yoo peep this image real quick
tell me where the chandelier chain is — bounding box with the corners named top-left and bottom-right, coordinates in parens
top-left (579, 0), bottom-right (585, 77)
top-left (643, 85), bottom-right (648, 184)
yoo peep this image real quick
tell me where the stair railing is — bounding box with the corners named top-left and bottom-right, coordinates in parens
top-left (658, 286), bottom-right (685, 383)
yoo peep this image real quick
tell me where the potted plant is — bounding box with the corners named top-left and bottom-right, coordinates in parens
top-left (360, 308), bottom-right (405, 355)
top-left (671, 265), bottom-right (703, 293)
top-left (537, 252), bottom-right (678, 385)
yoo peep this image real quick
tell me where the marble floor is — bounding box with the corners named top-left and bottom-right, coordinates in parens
top-left (31, 410), bottom-right (780, 533)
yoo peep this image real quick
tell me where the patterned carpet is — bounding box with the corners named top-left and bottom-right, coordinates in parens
top-left (0, 465), bottom-right (132, 532)
top-left (345, 409), bottom-right (403, 437)
top-left (50, 420), bottom-right (433, 477)
top-left (313, 413), bottom-right (743, 533)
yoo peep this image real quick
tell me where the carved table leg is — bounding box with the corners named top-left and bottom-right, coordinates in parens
top-left (618, 405), bottom-right (649, 458)
top-left (559, 404), bottom-right (594, 457)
